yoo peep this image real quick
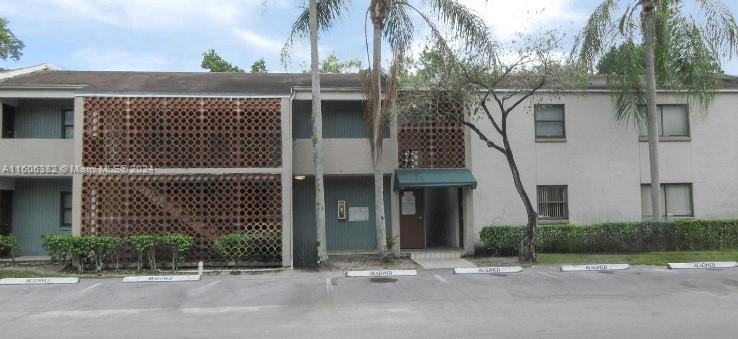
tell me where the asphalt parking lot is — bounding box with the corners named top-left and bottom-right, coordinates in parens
top-left (1, 266), bottom-right (738, 338)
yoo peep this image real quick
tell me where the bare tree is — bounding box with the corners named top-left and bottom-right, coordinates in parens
top-left (400, 33), bottom-right (585, 263)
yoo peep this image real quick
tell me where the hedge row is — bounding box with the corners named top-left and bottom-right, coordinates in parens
top-left (0, 235), bottom-right (17, 263)
top-left (480, 219), bottom-right (738, 256)
top-left (41, 232), bottom-right (261, 272)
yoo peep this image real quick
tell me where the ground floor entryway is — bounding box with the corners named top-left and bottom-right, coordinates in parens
top-left (292, 175), bottom-right (392, 268)
top-left (394, 168), bottom-right (477, 256)
top-left (1, 177), bottom-right (72, 256)
top-left (399, 187), bottom-right (463, 250)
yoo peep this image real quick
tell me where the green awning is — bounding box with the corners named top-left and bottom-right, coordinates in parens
top-left (394, 168), bottom-right (477, 190)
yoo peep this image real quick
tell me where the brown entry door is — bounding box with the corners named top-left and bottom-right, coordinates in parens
top-left (400, 189), bottom-right (425, 249)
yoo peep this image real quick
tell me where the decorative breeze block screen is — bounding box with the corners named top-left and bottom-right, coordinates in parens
top-left (81, 173), bottom-right (282, 261)
top-left (398, 99), bottom-right (465, 168)
top-left (83, 97), bottom-right (282, 168)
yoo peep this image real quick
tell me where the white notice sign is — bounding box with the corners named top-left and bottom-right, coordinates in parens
top-left (348, 207), bottom-right (369, 222)
top-left (401, 191), bottom-right (416, 215)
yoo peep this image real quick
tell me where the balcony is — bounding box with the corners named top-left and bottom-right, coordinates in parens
top-left (0, 139), bottom-right (74, 176)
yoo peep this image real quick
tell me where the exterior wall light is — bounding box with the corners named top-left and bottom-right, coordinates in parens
top-left (294, 175), bottom-right (306, 180)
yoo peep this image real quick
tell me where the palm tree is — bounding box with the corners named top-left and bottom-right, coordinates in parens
top-left (283, 1), bottom-right (349, 265)
top-left (573, 0), bottom-right (738, 221)
top-left (284, 0), bottom-right (491, 259)
top-left (308, 0), bottom-right (329, 264)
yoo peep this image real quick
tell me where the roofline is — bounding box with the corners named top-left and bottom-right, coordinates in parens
top-left (0, 64), bottom-right (60, 81)
top-left (75, 93), bottom-right (290, 98)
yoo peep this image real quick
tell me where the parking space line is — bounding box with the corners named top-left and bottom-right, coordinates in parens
top-left (433, 274), bottom-right (448, 284)
top-left (536, 271), bottom-right (558, 279)
top-left (81, 283), bottom-right (102, 292)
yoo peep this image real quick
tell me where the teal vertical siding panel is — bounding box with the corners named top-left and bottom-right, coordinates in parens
top-left (12, 178), bottom-right (72, 255)
top-left (14, 99), bottom-right (73, 139)
top-left (292, 176), bottom-right (392, 267)
top-left (292, 178), bottom-right (318, 268)
top-left (292, 100), bottom-right (390, 139)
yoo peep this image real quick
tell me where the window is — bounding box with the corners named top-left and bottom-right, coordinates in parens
top-left (641, 183), bottom-right (693, 220)
top-left (63, 110), bottom-right (74, 139)
top-left (60, 192), bottom-right (72, 230)
top-left (639, 105), bottom-right (689, 138)
top-left (537, 185), bottom-right (568, 220)
top-left (534, 104), bottom-right (565, 139)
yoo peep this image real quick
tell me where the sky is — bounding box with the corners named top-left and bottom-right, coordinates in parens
top-left (2, 0), bottom-right (738, 74)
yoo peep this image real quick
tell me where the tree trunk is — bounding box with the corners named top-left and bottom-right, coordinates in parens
top-left (371, 3), bottom-right (387, 259)
top-left (503, 136), bottom-right (538, 263)
top-left (643, 5), bottom-right (662, 221)
top-left (309, 0), bottom-right (328, 264)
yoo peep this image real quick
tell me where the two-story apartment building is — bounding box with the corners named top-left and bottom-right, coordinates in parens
top-left (0, 67), bottom-right (736, 267)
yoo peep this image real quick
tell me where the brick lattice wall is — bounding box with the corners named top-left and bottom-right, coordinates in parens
top-left (398, 99), bottom-right (465, 168)
top-left (82, 97), bottom-right (282, 168)
top-left (81, 174), bottom-right (282, 261)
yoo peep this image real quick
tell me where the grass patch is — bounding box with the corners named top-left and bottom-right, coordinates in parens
top-left (0, 269), bottom-right (62, 279)
top-left (535, 250), bottom-right (738, 266)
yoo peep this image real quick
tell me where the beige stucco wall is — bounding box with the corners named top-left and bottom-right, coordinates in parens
top-left (471, 92), bottom-right (738, 244)
top-left (292, 138), bottom-right (397, 175)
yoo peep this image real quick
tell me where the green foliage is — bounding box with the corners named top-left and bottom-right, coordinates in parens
top-left (41, 234), bottom-right (75, 271)
top-left (213, 233), bottom-right (252, 268)
top-left (403, 45), bottom-right (445, 83)
top-left (130, 235), bottom-right (161, 271)
top-left (572, 0), bottom-right (738, 125)
top-left (597, 42), bottom-right (644, 75)
top-left (250, 58), bottom-right (268, 73)
top-left (71, 236), bottom-right (122, 272)
top-left (201, 49), bottom-right (244, 72)
top-left (0, 234), bottom-right (17, 252)
top-left (298, 52), bottom-right (362, 74)
top-left (386, 234), bottom-right (397, 251)
top-left (480, 220), bottom-right (738, 256)
top-left (162, 233), bottom-right (193, 271)
top-left (0, 18), bottom-right (24, 61)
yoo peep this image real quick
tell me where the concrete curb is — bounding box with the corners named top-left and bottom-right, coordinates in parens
top-left (454, 267), bottom-right (523, 274)
top-left (0, 277), bottom-right (79, 285)
top-left (561, 264), bottom-right (630, 272)
top-left (667, 262), bottom-right (737, 269)
top-left (345, 270), bottom-right (417, 277)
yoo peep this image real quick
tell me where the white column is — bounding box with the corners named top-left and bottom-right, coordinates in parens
top-left (280, 97), bottom-right (293, 267)
top-left (71, 97), bottom-right (84, 236)
top-left (463, 187), bottom-right (475, 255)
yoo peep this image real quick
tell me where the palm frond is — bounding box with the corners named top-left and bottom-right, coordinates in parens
top-left (665, 13), bottom-right (723, 113)
top-left (281, 0), bottom-right (352, 68)
top-left (421, 0), bottom-right (496, 57)
top-left (384, 2), bottom-right (415, 53)
top-left (571, 0), bottom-right (622, 70)
top-left (694, 0), bottom-right (738, 59)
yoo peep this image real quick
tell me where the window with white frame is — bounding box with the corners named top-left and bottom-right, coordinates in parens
top-left (534, 104), bottom-right (565, 139)
top-left (537, 185), bottom-right (568, 220)
top-left (639, 105), bottom-right (689, 138)
top-left (641, 183), bottom-right (693, 220)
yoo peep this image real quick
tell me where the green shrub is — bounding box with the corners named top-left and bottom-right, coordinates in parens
top-left (213, 233), bottom-right (252, 268)
top-left (0, 235), bottom-right (17, 264)
top-left (480, 219), bottom-right (738, 256)
top-left (72, 236), bottom-right (122, 272)
top-left (41, 234), bottom-right (75, 271)
top-left (130, 235), bottom-right (161, 271)
top-left (162, 233), bottom-right (193, 271)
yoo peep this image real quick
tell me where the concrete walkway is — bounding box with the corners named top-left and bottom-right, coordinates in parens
top-left (411, 257), bottom-right (476, 269)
